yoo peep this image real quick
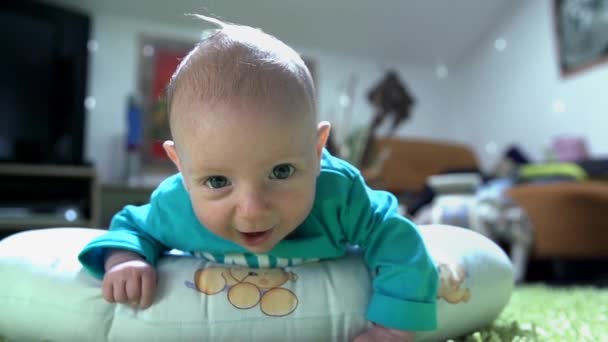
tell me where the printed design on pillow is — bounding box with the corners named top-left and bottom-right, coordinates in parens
top-left (188, 265), bottom-right (299, 316)
top-left (437, 261), bottom-right (471, 304)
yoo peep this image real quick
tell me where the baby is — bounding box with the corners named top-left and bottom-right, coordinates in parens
top-left (79, 16), bottom-right (438, 341)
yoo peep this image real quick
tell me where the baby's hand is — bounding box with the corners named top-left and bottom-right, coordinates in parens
top-left (102, 250), bottom-right (157, 309)
top-left (353, 324), bottom-right (414, 342)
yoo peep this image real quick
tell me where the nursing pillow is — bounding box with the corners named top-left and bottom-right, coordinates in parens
top-left (0, 225), bottom-right (513, 341)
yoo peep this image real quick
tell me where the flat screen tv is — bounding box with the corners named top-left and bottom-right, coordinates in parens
top-left (0, 1), bottom-right (90, 165)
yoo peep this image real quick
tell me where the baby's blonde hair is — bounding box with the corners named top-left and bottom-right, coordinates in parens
top-left (166, 15), bottom-right (316, 133)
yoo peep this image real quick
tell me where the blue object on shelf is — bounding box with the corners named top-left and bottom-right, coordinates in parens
top-left (126, 94), bottom-right (142, 150)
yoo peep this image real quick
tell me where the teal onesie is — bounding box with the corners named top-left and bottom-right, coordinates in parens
top-left (79, 150), bottom-right (438, 331)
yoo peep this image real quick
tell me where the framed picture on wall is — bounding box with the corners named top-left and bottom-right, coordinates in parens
top-left (554, 0), bottom-right (608, 76)
top-left (136, 34), bottom-right (194, 174)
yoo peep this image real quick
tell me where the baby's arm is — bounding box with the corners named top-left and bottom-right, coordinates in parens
top-left (354, 324), bottom-right (414, 342)
top-left (79, 175), bottom-right (192, 307)
top-left (102, 249), bottom-right (157, 309)
top-left (79, 205), bottom-right (165, 309)
top-left (79, 204), bottom-right (168, 279)
top-left (338, 173), bottom-right (438, 337)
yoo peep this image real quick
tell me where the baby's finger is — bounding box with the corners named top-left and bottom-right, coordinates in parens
top-left (102, 279), bottom-right (115, 303)
top-left (113, 278), bottom-right (129, 303)
top-left (139, 271), bottom-right (156, 309)
top-left (126, 275), bottom-right (142, 308)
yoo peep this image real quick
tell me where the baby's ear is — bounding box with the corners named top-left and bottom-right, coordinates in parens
top-left (163, 140), bottom-right (183, 172)
top-left (315, 121), bottom-right (331, 159)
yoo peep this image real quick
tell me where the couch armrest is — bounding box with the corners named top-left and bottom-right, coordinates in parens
top-left (507, 181), bottom-right (608, 258)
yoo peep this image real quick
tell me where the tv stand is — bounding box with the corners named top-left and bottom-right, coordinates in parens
top-left (0, 163), bottom-right (99, 235)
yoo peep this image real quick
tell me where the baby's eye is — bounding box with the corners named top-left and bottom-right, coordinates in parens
top-left (204, 176), bottom-right (231, 189)
top-left (270, 164), bottom-right (295, 180)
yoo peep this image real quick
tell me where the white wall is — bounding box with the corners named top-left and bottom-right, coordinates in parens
top-left (82, 13), bottom-right (452, 184)
top-left (447, 0), bottom-right (608, 170)
top-left (52, 0), bottom-right (608, 181)
top-left (83, 14), bottom-right (200, 183)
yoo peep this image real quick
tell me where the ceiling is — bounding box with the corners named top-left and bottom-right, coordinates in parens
top-left (50, 0), bottom-right (519, 67)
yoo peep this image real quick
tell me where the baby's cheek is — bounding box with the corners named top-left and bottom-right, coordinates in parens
top-left (192, 201), bottom-right (231, 235)
top-left (285, 190), bottom-right (315, 224)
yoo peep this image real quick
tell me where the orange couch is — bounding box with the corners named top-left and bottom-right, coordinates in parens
top-left (507, 181), bottom-right (608, 259)
top-left (365, 138), bottom-right (608, 260)
top-left (364, 137), bottom-right (479, 193)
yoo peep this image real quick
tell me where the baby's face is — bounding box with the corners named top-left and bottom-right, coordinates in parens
top-left (166, 98), bottom-right (329, 254)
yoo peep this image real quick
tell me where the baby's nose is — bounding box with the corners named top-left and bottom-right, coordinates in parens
top-left (236, 189), bottom-right (272, 224)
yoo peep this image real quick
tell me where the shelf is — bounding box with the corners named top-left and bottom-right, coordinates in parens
top-left (0, 163), bottom-right (95, 178)
top-left (0, 217), bottom-right (93, 231)
top-left (101, 183), bottom-right (156, 193)
top-left (99, 183), bottom-right (154, 228)
top-left (0, 163), bottom-right (99, 232)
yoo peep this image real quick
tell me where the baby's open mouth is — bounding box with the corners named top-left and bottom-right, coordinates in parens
top-left (239, 228), bottom-right (274, 246)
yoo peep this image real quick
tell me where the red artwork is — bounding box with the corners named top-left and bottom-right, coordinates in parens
top-left (153, 50), bottom-right (184, 101)
top-left (146, 47), bottom-right (189, 161)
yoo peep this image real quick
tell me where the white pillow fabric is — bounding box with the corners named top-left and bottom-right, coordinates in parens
top-left (0, 225), bottom-right (513, 342)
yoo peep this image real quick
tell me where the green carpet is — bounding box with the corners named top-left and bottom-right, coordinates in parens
top-left (453, 284), bottom-right (608, 341)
